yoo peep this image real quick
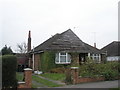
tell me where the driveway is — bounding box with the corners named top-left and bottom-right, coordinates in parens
top-left (57, 80), bottom-right (119, 88)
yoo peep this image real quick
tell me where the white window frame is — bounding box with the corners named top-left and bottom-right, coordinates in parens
top-left (55, 52), bottom-right (71, 64)
top-left (92, 54), bottom-right (100, 63)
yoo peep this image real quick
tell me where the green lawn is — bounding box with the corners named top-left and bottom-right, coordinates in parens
top-left (16, 72), bottom-right (24, 81)
top-left (32, 75), bottom-right (63, 87)
top-left (16, 72), bottom-right (64, 88)
top-left (40, 73), bottom-right (65, 81)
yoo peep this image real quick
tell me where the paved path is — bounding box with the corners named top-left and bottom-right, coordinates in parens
top-left (32, 80), bottom-right (48, 88)
top-left (57, 80), bottom-right (119, 88)
top-left (33, 74), bottom-right (66, 85)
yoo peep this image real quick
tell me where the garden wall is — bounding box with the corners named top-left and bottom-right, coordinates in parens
top-left (67, 67), bottom-right (105, 84)
top-left (18, 68), bottom-right (32, 88)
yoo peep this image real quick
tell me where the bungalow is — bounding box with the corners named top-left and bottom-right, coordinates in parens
top-left (29, 29), bottom-right (104, 72)
top-left (101, 41), bottom-right (120, 61)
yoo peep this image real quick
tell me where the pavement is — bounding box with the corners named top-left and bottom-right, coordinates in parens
top-left (57, 80), bottom-right (119, 88)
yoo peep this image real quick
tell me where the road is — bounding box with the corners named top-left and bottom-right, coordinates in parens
top-left (58, 80), bottom-right (119, 88)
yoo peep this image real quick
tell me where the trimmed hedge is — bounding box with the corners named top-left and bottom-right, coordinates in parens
top-left (2, 55), bottom-right (17, 88)
top-left (79, 60), bottom-right (119, 80)
top-left (40, 52), bottom-right (56, 72)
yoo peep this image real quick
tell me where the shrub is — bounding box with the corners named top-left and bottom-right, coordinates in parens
top-left (101, 62), bottom-right (119, 80)
top-left (40, 51), bottom-right (56, 72)
top-left (2, 55), bottom-right (17, 88)
top-left (50, 67), bottom-right (65, 73)
top-left (79, 60), bottom-right (119, 80)
top-left (65, 68), bottom-right (72, 84)
top-left (102, 69), bottom-right (118, 80)
top-left (40, 51), bottom-right (67, 72)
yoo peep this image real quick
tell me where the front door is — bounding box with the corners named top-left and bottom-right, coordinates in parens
top-left (79, 53), bottom-right (87, 64)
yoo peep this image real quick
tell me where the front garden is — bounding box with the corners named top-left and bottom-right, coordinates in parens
top-left (16, 72), bottom-right (65, 88)
top-left (16, 60), bottom-right (120, 88)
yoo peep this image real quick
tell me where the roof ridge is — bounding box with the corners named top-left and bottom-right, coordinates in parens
top-left (101, 41), bottom-right (120, 50)
top-left (60, 29), bottom-right (72, 35)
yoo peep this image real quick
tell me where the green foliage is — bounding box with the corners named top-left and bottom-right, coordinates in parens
top-left (40, 51), bottom-right (66, 72)
top-left (16, 72), bottom-right (23, 81)
top-left (79, 60), bottom-right (119, 80)
top-left (1, 45), bottom-right (13, 55)
top-left (65, 68), bottom-right (72, 84)
top-left (40, 51), bottom-right (56, 72)
top-left (50, 67), bottom-right (65, 73)
top-left (101, 62), bottom-right (119, 80)
top-left (2, 55), bottom-right (17, 88)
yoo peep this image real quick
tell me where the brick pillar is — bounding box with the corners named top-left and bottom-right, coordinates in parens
top-left (71, 53), bottom-right (79, 66)
top-left (71, 67), bottom-right (79, 84)
top-left (24, 68), bottom-right (32, 88)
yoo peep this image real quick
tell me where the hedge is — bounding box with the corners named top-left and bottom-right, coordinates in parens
top-left (40, 52), bottom-right (56, 72)
top-left (2, 55), bottom-right (17, 88)
top-left (79, 60), bottom-right (120, 80)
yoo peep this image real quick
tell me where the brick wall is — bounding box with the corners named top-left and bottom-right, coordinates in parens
top-left (34, 54), bottom-right (40, 70)
top-left (18, 68), bottom-right (32, 88)
top-left (68, 67), bottom-right (105, 84)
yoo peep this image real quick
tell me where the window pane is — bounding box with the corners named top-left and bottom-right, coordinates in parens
top-left (60, 56), bottom-right (66, 62)
top-left (60, 53), bottom-right (66, 55)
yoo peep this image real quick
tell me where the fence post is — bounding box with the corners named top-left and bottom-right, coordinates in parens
top-left (71, 67), bottom-right (79, 84)
top-left (24, 68), bottom-right (32, 88)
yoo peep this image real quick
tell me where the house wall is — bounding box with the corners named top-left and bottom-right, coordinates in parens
top-left (32, 52), bottom-right (103, 72)
top-left (34, 54), bottom-right (40, 70)
top-left (107, 56), bottom-right (120, 61)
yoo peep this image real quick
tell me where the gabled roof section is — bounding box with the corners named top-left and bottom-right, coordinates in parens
top-left (101, 41), bottom-right (120, 56)
top-left (33, 29), bottom-right (101, 53)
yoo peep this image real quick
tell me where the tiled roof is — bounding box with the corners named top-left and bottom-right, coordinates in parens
top-left (33, 29), bottom-right (101, 53)
top-left (101, 41), bottom-right (120, 56)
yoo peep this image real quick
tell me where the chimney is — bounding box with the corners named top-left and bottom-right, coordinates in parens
top-left (94, 43), bottom-right (96, 48)
top-left (27, 31), bottom-right (31, 52)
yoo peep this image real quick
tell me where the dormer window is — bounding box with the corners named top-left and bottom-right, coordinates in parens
top-left (55, 52), bottom-right (71, 64)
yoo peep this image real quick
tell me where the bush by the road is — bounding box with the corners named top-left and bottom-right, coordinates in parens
top-left (79, 60), bottom-right (119, 80)
top-left (2, 55), bottom-right (17, 88)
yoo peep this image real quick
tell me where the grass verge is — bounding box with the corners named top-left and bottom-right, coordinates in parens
top-left (16, 72), bottom-right (23, 81)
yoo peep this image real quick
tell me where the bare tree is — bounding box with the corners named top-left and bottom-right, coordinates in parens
top-left (17, 42), bottom-right (27, 53)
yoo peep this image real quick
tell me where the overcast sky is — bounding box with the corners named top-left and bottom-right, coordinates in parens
top-left (0, 0), bottom-right (119, 52)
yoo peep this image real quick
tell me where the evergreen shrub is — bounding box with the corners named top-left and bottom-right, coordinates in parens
top-left (40, 52), bottom-right (56, 72)
top-left (2, 55), bottom-right (17, 88)
top-left (79, 60), bottom-right (119, 80)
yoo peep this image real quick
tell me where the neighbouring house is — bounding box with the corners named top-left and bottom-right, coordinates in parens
top-left (29, 29), bottom-right (105, 72)
top-left (101, 41), bottom-right (120, 61)
top-left (16, 53), bottom-right (29, 72)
